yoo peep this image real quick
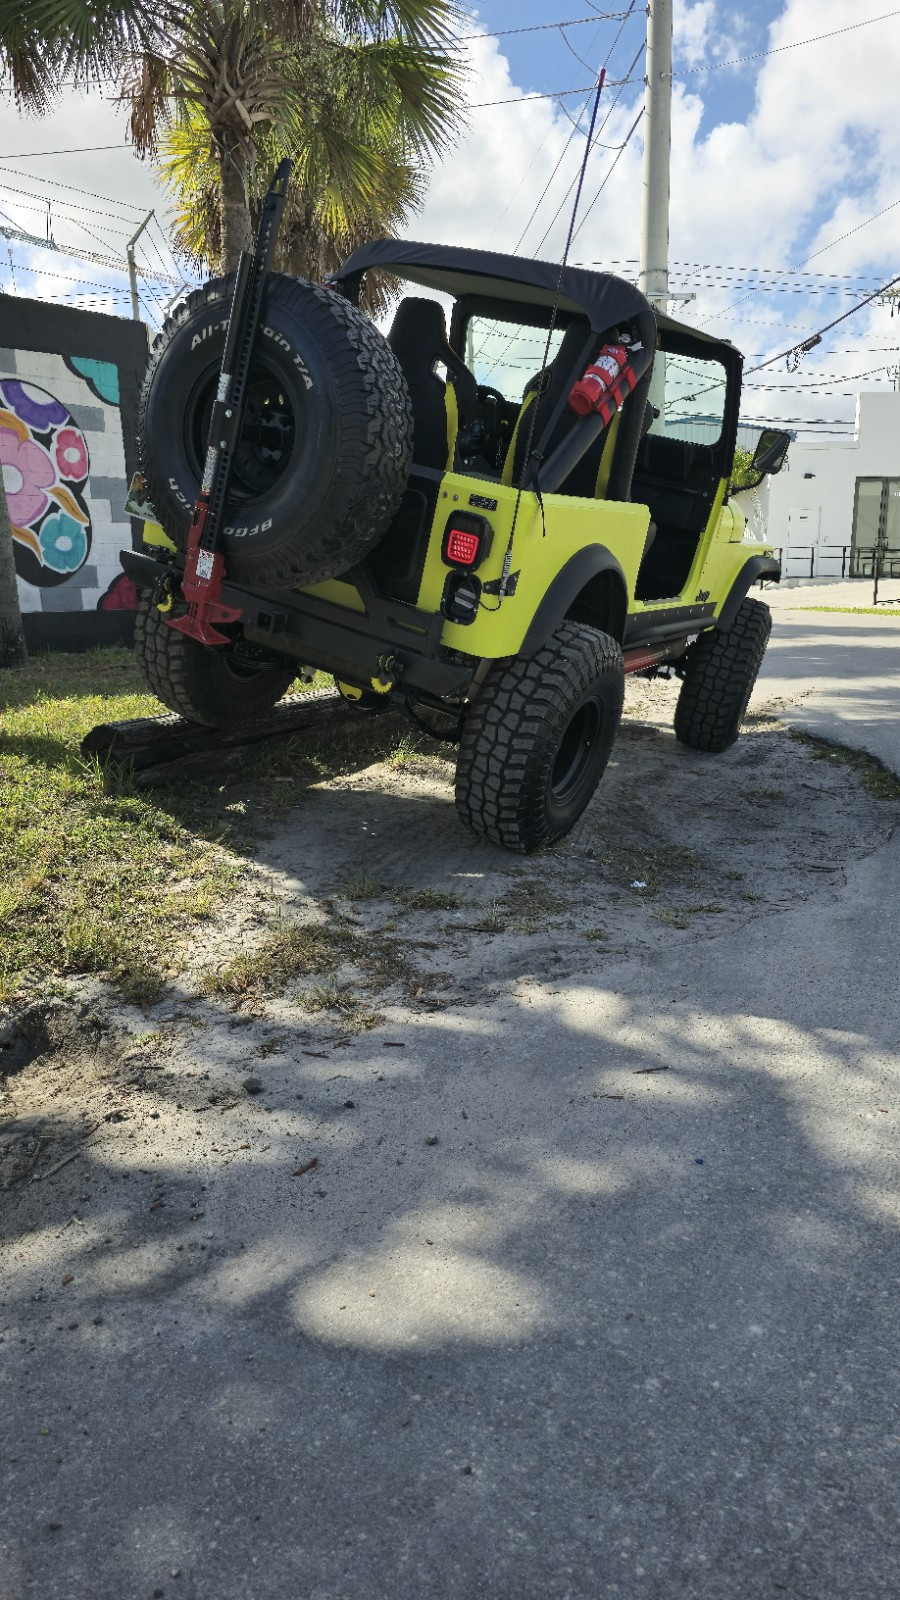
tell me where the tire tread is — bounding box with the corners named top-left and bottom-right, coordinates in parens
top-left (673, 597), bottom-right (772, 753)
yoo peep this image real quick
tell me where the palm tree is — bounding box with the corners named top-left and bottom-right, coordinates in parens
top-left (1, 3), bottom-right (465, 273)
top-left (127, 1), bottom-right (466, 273)
top-left (160, 95), bottom-right (424, 309)
top-left (0, 0), bottom-right (175, 106)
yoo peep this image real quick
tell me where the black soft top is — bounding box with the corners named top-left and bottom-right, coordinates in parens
top-left (335, 237), bottom-right (651, 332)
top-left (334, 237), bottom-right (736, 355)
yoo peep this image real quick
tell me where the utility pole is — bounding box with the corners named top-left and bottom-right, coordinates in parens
top-left (639, 0), bottom-right (673, 422)
top-left (126, 212), bottom-right (154, 321)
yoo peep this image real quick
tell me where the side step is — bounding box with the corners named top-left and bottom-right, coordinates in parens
top-left (80, 688), bottom-right (390, 782)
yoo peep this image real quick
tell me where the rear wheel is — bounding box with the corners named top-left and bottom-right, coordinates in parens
top-left (134, 591), bottom-right (297, 729)
top-left (674, 597), bottom-right (772, 753)
top-left (455, 621), bottom-right (624, 852)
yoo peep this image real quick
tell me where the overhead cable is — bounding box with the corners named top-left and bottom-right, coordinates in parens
top-left (517, 11), bottom-right (643, 253)
top-left (666, 8), bottom-right (900, 75)
top-left (464, 12), bottom-right (633, 41)
top-left (530, 37), bottom-right (646, 253)
top-left (470, 75), bottom-right (640, 109)
top-left (700, 195), bottom-right (900, 328)
top-left (0, 143), bottom-right (130, 161)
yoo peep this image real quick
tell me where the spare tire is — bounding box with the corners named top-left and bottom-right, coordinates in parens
top-left (137, 273), bottom-right (413, 588)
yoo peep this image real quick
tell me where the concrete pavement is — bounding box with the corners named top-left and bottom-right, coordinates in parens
top-left (2, 670), bottom-right (900, 1599)
top-left (756, 579), bottom-right (900, 774)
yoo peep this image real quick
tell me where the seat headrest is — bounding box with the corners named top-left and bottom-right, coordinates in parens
top-left (386, 296), bottom-right (478, 427)
top-left (386, 297), bottom-right (452, 361)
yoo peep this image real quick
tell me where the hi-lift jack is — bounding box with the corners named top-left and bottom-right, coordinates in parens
top-left (168, 160), bottom-right (292, 646)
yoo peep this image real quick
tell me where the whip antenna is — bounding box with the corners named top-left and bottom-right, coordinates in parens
top-left (497, 69), bottom-right (608, 598)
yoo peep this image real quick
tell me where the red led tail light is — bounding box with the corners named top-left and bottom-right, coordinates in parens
top-left (441, 511), bottom-right (493, 570)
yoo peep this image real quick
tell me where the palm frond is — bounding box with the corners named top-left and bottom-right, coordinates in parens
top-left (0, 0), bottom-right (182, 103)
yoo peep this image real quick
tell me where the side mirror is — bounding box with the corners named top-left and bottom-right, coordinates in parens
top-left (750, 428), bottom-right (791, 478)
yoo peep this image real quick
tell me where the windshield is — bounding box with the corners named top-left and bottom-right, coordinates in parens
top-left (464, 315), bottom-right (567, 402)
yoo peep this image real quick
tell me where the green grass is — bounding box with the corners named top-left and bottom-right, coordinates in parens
top-left (342, 871), bottom-right (386, 901)
top-left (197, 921), bottom-right (344, 999)
top-left (0, 648), bottom-right (250, 1009)
top-left (790, 605), bottom-right (900, 617)
top-left (0, 649), bottom-right (428, 1011)
top-left (792, 730), bottom-right (900, 801)
top-left (397, 886), bottom-right (469, 912)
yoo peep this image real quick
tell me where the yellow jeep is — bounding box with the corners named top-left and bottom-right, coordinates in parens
top-left (125, 241), bottom-right (785, 852)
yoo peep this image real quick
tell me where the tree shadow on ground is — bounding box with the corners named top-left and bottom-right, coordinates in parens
top-left (1, 715), bottom-right (899, 1600)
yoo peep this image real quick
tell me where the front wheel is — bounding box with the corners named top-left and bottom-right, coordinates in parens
top-left (455, 621), bottom-right (624, 853)
top-left (134, 591), bottom-right (297, 728)
top-left (674, 597), bottom-right (772, 753)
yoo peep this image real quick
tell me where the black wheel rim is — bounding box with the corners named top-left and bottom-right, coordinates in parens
top-left (184, 361), bottom-right (298, 503)
top-left (551, 698), bottom-right (603, 806)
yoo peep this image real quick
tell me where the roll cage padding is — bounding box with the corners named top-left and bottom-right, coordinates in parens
top-left (518, 547), bottom-right (628, 658)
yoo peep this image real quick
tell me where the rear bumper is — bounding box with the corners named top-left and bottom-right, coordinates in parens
top-left (121, 549), bottom-right (472, 698)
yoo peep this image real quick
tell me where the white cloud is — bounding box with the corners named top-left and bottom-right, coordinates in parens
top-left (413, 2), bottom-right (900, 430)
top-left (3, 2), bottom-right (899, 428)
top-left (674, 0), bottom-right (718, 69)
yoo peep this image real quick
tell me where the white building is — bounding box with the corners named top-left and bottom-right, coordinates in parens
top-left (757, 391), bottom-right (900, 580)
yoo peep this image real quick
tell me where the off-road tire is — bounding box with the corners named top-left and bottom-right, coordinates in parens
top-left (674, 597), bottom-right (772, 753)
top-left (455, 622), bottom-right (624, 853)
top-left (134, 591), bottom-right (297, 729)
top-left (137, 273), bottom-right (413, 589)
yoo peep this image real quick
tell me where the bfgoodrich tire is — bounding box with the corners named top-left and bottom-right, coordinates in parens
top-left (134, 591), bottom-right (297, 729)
top-left (674, 597), bottom-right (772, 753)
top-left (455, 622), bottom-right (624, 853)
top-left (137, 274), bottom-right (413, 589)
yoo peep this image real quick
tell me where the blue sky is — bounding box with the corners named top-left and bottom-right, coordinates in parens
top-left (1, 0), bottom-right (899, 434)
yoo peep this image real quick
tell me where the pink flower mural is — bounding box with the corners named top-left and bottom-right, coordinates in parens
top-left (55, 427), bottom-right (89, 481)
top-left (0, 426), bottom-right (56, 527)
top-left (0, 377), bottom-right (92, 587)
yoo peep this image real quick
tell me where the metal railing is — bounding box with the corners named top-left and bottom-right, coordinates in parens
top-left (761, 544), bottom-right (900, 603)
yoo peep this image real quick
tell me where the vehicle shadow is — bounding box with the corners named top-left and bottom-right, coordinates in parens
top-left (2, 712), bottom-right (899, 1599)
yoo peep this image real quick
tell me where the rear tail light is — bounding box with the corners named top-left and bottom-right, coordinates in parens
top-left (442, 512), bottom-right (493, 570)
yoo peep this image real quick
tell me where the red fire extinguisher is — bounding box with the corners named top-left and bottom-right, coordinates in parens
top-left (569, 340), bottom-right (640, 423)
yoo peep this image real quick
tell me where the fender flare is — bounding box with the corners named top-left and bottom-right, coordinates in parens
top-left (518, 546), bottom-right (628, 658)
top-left (716, 555), bottom-right (781, 630)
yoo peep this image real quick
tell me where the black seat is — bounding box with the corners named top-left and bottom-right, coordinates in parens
top-left (385, 297), bottom-right (479, 472)
top-left (505, 318), bottom-right (612, 496)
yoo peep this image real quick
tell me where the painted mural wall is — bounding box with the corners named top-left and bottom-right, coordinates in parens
top-left (0, 294), bottom-right (148, 649)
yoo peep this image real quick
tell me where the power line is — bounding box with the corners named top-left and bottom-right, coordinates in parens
top-left (518, 12), bottom-right (643, 253)
top-left (464, 11), bottom-right (633, 40)
top-left (529, 36), bottom-right (646, 253)
top-left (0, 176), bottom-right (146, 227)
top-left (569, 104), bottom-right (645, 242)
top-left (748, 270), bottom-right (900, 376)
top-left (470, 74), bottom-right (640, 109)
top-left (700, 196), bottom-right (900, 328)
top-left (485, 0), bottom-right (640, 249)
top-left (0, 162), bottom-right (148, 211)
top-left (668, 7), bottom-right (900, 75)
top-left (0, 143), bottom-right (131, 161)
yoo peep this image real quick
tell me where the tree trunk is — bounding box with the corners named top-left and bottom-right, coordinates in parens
top-left (0, 474), bottom-right (27, 669)
top-left (219, 146), bottom-right (253, 272)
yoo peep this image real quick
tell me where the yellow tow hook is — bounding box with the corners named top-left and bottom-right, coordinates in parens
top-left (370, 654), bottom-right (398, 694)
top-left (155, 576), bottom-right (178, 616)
